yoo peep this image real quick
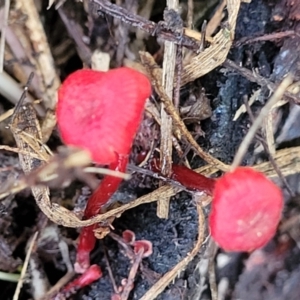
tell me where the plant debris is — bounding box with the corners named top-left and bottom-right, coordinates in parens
top-left (1, 0), bottom-right (300, 299)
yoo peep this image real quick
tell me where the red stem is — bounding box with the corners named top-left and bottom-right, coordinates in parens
top-left (170, 164), bottom-right (215, 195)
top-left (151, 158), bottom-right (215, 195)
top-left (75, 154), bottom-right (129, 273)
top-left (59, 265), bottom-right (102, 297)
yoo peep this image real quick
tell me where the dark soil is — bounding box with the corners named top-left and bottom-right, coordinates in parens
top-left (1, 0), bottom-right (300, 299)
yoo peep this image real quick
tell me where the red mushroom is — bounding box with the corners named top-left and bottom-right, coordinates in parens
top-left (132, 240), bottom-right (153, 258)
top-left (209, 167), bottom-right (283, 252)
top-left (60, 264), bottom-right (102, 297)
top-left (151, 160), bottom-right (283, 252)
top-left (57, 67), bottom-right (151, 273)
top-left (122, 229), bottom-right (136, 245)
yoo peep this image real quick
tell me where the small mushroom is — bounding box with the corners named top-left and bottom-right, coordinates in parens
top-left (209, 167), bottom-right (283, 252)
top-left (57, 67), bottom-right (152, 272)
top-left (132, 240), bottom-right (153, 258)
top-left (122, 230), bottom-right (136, 245)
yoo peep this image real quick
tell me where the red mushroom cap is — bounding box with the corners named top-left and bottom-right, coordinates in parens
top-left (122, 229), bottom-right (136, 245)
top-left (133, 240), bottom-right (153, 257)
top-left (57, 68), bottom-right (151, 164)
top-left (209, 167), bottom-right (283, 252)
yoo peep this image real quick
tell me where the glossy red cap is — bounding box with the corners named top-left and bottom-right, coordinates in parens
top-left (57, 68), bottom-right (151, 164)
top-left (209, 167), bottom-right (283, 252)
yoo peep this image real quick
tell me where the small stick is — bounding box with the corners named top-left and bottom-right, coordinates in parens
top-left (234, 30), bottom-right (298, 47)
top-left (208, 240), bottom-right (218, 300)
top-left (13, 232), bottom-right (38, 300)
top-left (223, 59), bottom-right (300, 104)
top-left (0, 0), bottom-right (10, 72)
top-left (173, 44), bottom-right (183, 109)
top-left (103, 246), bottom-right (119, 294)
top-left (199, 20), bottom-right (207, 52)
top-left (187, 0), bottom-right (194, 29)
top-left (158, 1), bottom-right (180, 218)
top-left (92, 0), bottom-right (200, 52)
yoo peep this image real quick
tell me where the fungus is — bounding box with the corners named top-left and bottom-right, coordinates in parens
top-left (62, 264), bottom-right (102, 296)
top-left (150, 158), bottom-right (215, 195)
top-left (170, 164), bottom-right (215, 195)
top-left (209, 167), bottom-right (283, 252)
top-left (122, 229), bottom-right (136, 245)
top-left (151, 159), bottom-right (283, 252)
top-left (132, 240), bottom-right (153, 258)
top-left (57, 68), bottom-right (151, 273)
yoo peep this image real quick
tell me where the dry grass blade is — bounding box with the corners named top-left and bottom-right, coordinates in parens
top-left (16, 0), bottom-right (60, 110)
top-left (206, 0), bottom-right (227, 37)
top-left (182, 0), bottom-right (241, 85)
top-left (8, 83), bottom-right (87, 226)
top-left (13, 232), bottom-right (38, 300)
top-left (0, 145), bottom-right (48, 160)
top-left (16, 0), bottom-right (60, 141)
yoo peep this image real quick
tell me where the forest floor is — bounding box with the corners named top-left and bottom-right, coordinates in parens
top-left (1, 0), bottom-right (300, 299)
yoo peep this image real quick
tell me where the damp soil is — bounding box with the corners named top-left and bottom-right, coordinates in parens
top-left (1, 0), bottom-right (300, 299)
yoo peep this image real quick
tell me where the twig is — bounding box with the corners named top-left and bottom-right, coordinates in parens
top-left (17, 0), bottom-right (60, 110)
top-left (223, 59), bottom-right (300, 104)
top-left (256, 135), bottom-right (295, 196)
top-left (174, 44), bottom-right (183, 108)
top-left (0, 145), bottom-right (47, 160)
top-left (234, 30), bottom-right (298, 47)
top-left (58, 7), bottom-right (92, 66)
top-left (157, 1), bottom-right (179, 218)
top-left (92, 0), bottom-right (201, 51)
top-left (208, 240), bottom-right (218, 300)
top-left (187, 0), bottom-right (194, 29)
top-left (206, 0), bottom-right (226, 37)
top-left (103, 246), bottom-right (118, 294)
top-left (13, 232), bottom-right (38, 300)
top-left (199, 20), bottom-right (207, 52)
top-left (42, 271), bottom-right (75, 299)
top-left (0, 0), bottom-right (10, 72)
top-left (231, 75), bottom-right (293, 170)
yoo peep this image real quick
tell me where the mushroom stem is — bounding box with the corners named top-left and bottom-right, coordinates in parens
top-left (170, 164), bottom-right (215, 195)
top-left (59, 265), bottom-right (102, 298)
top-left (150, 158), bottom-right (215, 195)
top-left (84, 154), bottom-right (129, 218)
top-left (75, 154), bottom-right (129, 273)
